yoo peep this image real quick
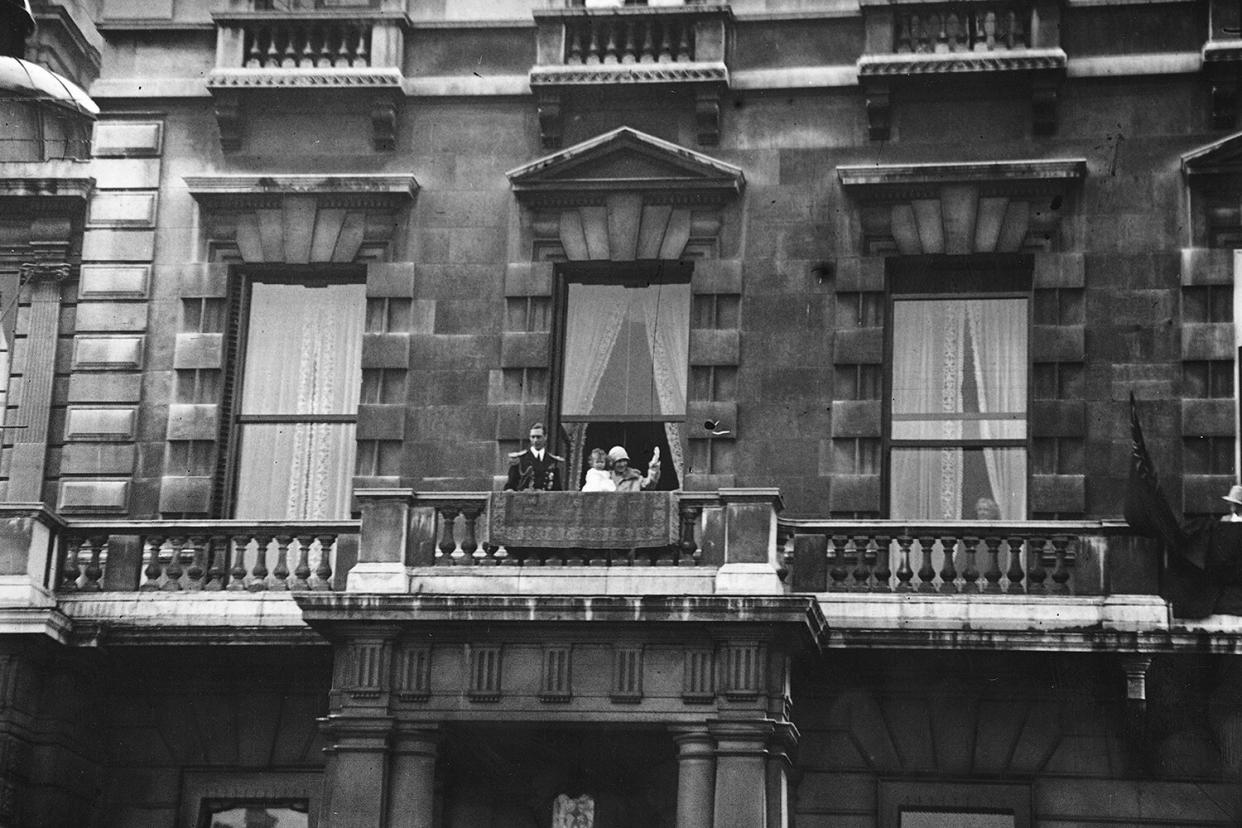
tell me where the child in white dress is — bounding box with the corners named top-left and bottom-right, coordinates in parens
top-left (581, 447), bottom-right (616, 492)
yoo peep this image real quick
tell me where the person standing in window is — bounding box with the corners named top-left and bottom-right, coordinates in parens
top-left (505, 422), bottom-right (564, 491)
top-left (608, 445), bottom-right (660, 492)
top-left (1221, 485), bottom-right (1242, 522)
top-left (581, 448), bottom-right (617, 492)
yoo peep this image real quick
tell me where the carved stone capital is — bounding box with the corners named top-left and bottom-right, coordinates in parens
top-left (18, 262), bottom-right (71, 285)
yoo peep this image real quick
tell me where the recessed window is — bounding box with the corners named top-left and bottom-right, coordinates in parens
top-left (198, 799), bottom-right (309, 828)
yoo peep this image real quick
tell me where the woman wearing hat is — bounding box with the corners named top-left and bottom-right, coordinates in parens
top-left (608, 445), bottom-right (661, 492)
top-left (1222, 484), bottom-right (1242, 521)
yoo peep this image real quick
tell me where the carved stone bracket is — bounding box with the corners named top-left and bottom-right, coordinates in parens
top-left (695, 90), bottom-right (721, 147)
top-left (1032, 77), bottom-right (1060, 137)
top-left (538, 91), bottom-right (563, 151)
top-left (371, 95), bottom-right (398, 152)
top-left (212, 90), bottom-right (243, 153)
top-left (863, 80), bottom-right (892, 142)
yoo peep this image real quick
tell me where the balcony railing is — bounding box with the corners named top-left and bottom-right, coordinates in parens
top-left (55, 521), bottom-right (358, 593)
top-left (893, 4), bottom-right (1030, 54)
top-left (780, 519), bottom-right (1150, 597)
top-left (240, 21), bottom-right (373, 69)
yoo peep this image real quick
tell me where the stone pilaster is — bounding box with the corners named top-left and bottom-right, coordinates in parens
top-left (386, 725), bottom-right (439, 828)
top-left (709, 720), bottom-right (773, 828)
top-left (318, 714), bottom-right (394, 828)
top-left (672, 727), bottom-right (714, 828)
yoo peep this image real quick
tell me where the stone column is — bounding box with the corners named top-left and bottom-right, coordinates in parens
top-left (709, 720), bottom-right (773, 828)
top-left (672, 727), bottom-right (714, 828)
top-left (319, 715), bottom-right (393, 828)
top-left (386, 724), bottom-right (439, 828)
top-left (8, 260), bottom-right (70, 501)
top-left (766, 723), bottom-right (798, 828)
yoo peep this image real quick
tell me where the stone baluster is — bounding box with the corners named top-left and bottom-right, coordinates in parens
top-left (460, 507), bottom-right (481, 565)
top-left (280, 27), bottom-right (297, 68)
top-left (852, 535), bottom-right (872, 590)
top-left (586, 23), bottom-right (601, 65)
top-left (603, 21), bottom-right (619, 64)
top-left (1026, 537), bottom-right (1047, 594)
top-left (82, 535), bottom-right (105, 591)
top-left (184, 536), bottom-right (206, 590)
top-left (938, 534), bottom-right (958, 594)
top-left (228, 535), bottom-right (250, 590)
top-left (354, 26), bottom-right (369, 67)
top-left (142, 535), bottom-right (166, 590)
top-left (437, 507), bottom-right (461, 564)
top-left (317, 25), bottom-right (333, 68)
top-left (567, 24), bottom-right (584, 64)
top-left (658, 23), bottom-right (673, 63)
top-left (299, 25), bottom-right (315, 67)
top-left (676, 22), bottom-right (692, 61)
top-left (960, 536), bottom-right (980, 593)
top-left (250, 533), bottom-right (271, 591)
top-left (621, 21), bottom-right (637, 64)
top-left (895, 13), bottom-right (913, 52)
top-left (946, 13), bottom-right (965, 51)
top-left (829, 536), bottom-right (849, 590)
top-left (271, 535), bottom-right (293, 590)
top-left (895, 535), bottom-right (915, 592)
top-left (916, 534), bottom-right (937, 592)
top-left (873, 534), bottom-right (893, 592)
top-left (982, 535), bottom-right (1003, 593)
top-left (1005, 535), bottom-right (1025, 594)
top-left (1008, 8), bottom-right (1024, 48)
top-left (205, 534), bottom-right (228, 591)
top-left (333, 25), bottom-right (351, 68)
top-left (1051, 537), bottom-right (1071, 594)
top-left (639, 23), bottom-right (655, 62)
top-left (293, 534), bottom-right (314, 590)
top-left (246, 29), bottom-right (264, 68)
top-left (679, 504), bottom-right (701, 566)
top-left (163, 537), bottom-right (186, 591)
top-left (266, 30), bottom-right (280, 67)
top-left (934, 13), bottom-right (949, 53)
top-left (60, 537), bottom-right (83, 591)
top-left (315, 534), bottom-right (336, 589)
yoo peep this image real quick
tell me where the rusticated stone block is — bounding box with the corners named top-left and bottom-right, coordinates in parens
top-left (79, 264), bottom-right (150, 299)
top-left (165, 404), bottom-right (219, 440)
top-left (1029, 474), bottom-right (1085, 513)
top-left (691, 260), bottom-right (743, 294)
top-left (65, 407), bottom-right (136, 441)
top-left (68, 373), bottom-right (142, 403)
top-left (75, 302), bottom-right (148, 333)
top-left (58, 480), bottom-right (130, 513)
top-left (504, 262), bottom-right (554, 297)
top-left (828, 474), bottom-right (881, 513)
top-left (1033, 253), bottom-right (1086, 288)
top-left (90, 158), bottom-right (161, 189)
top-left (689, 330), bottom-right (740, 366)
top-left (157, 476), bottom-right (213, 514)
top-left (833, 328), bottom-right (883, 364)
top-left (166, 262), bottom-right (229, 298)
top-left (92, 121), bottom-right (163, 157)
top-left (366, 262), bottom-right (416, 297)
top-left (362, 333), bottom-right (411, 369)
top-left (830, 401), bottom-right (882, 438)
top-left (1031, 325), bottom-right (1084, 362)
top-left (173, 333), bottom-right (223, 369)
top-left (1182, 323), bottom-right (1234, 360)
top-left (1183, 474), bottom-right (1235, 515)
top-left (1182, 398), bottom-right (1236, 436)
top-left (835, 256), bottom-right (885, 291)
top-left (687, 401), bottom-right (738, 440)
top-left (1180, 247), bottom-right (1234, 285)
top-left (1030, 400), bottom-right (1086, 436)
top-left (60, 443), bottom-right (137, 475)
top-left (500, 332), bottom-right (550, 368)
top-left (357, 405), bottom-right (407, 440)
top-left (87, 192), bottom-right (158, 228)
top-left (81, 229), bottom-right (155, 262)
top-left (73, 335), bottom-right (144, 370)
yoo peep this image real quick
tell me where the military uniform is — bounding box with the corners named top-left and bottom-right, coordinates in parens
top-left (504, 448), bottom-right (564, 491)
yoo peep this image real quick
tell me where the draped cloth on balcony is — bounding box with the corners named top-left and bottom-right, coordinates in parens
top-left (234, 282), bottom-right (364, 520)
top-left (891, 298), bottom-right (1026, 520)
top-left (488, 491), bottom-right (678, 549)
top-left (560, 282), bottom-right (689, 483)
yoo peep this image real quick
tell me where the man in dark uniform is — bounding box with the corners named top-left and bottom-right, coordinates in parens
top-left (504, 422), bottom-right (564, 491)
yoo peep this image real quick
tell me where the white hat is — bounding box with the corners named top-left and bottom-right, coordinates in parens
top-left (608, 445), bottom-right (629, 463)
top-left (1223, 484), bottom-right (1242, 506)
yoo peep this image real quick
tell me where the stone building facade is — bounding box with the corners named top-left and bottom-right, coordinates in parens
top-left (1, 0), bottom-right (1242, 825)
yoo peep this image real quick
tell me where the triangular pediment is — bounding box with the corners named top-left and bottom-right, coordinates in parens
top-left (507, 127), bottom-right (744, 202)
top-left (1183, 132), bottom-right (1242, 177)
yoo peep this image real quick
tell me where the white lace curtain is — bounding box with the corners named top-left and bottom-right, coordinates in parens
top-left (891, 298), bottom-right (1026, 520)
top-left (234, 282), bottom-right (365, 520)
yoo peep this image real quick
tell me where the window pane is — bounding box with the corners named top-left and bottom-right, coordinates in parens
top-left (234, 423), bottom-right (357, 520)
top-left (561, 282), bottom-right (690, 420)
top-left (241, 282), bottom-right (365, 416)
top-left (891, 447), bottom-right (1026, 520)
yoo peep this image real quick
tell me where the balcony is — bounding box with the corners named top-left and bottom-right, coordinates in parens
top-left (857, 0), bottom-right (1065, 138)
top-left (206, 9), bottom-right (409, 151)
top-left (530, 3), bottom-right (732, 147)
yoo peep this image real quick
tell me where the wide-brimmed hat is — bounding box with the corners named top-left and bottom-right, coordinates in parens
top-left (1223, 484), bottom-right (1242, 506)
top-left (608, 445), bottom-right (630, 463)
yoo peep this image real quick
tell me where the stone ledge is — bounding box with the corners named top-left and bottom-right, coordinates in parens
top-left (858, 48), bottom-right (1067, 76)
top-left (407, 567), bottom-right (719, 596)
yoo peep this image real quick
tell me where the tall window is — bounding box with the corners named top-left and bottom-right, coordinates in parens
top-left (230, 278), bottom-right (365, 519)
top-left (554, 264), bottom-right (691, 488)
top-left (888, 263), bottom-right (1029, 520)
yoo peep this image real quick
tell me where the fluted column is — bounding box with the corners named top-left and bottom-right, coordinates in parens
top-left (672, 727), bottom-right (714, 828)
top-left (709, 720), bottom-right (773, 828)
top-left (386, 724), bottom-right (439, 828)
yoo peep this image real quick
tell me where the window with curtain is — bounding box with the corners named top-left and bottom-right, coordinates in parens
top-left (231, 280), bottom-right (365, 520)
top-left (889, 296), bottom-right (1027, 520)
top-left (557, 276), bottom-right (690, 489)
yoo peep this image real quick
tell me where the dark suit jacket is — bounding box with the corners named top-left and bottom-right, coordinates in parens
top-left (504, 449), bottom-right (563, 491)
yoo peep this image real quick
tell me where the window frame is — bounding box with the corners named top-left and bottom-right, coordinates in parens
top-left (879, 780), bottom-right (1030, 828)
top-left (180, 770), bottom-right (321, 828)
top-left (214, 264), bottom-right (367, 519)
top-left (882, 255), bottom-right (1034, 519)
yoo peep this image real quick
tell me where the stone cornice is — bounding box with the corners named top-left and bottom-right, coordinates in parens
top-left (838, 158), bottom-right (1086, 189)
top-left (0, 165), bottom-right (94, 200)
top-left (530, 62), bottom-right (728, 87)
top-left (1182, 131), bottom-right (1242, 177)
top-left (207, 68), bottom-right (404, 89)
top-left (1204, 39), bottom-right (1242, 63)
top-left (858, 48), bottom-right (1067, 76)
top-left (212, 10), bottom-right (413, 25)
top-left (533, 4), bottom-right (732, 21)
top-left (185, 173), bottom-right (418, 207)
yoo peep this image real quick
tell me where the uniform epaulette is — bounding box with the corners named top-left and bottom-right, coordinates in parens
top-left (508, 450), bottom-right (525, 458)
top-left (549, 453), bottom-right (565, 462)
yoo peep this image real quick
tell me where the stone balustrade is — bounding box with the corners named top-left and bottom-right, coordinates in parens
top-left (55, 521), bottom-right (358, 593)
top-left (893, 4), bottom-right (1030, 54)
top-left (238, 20), bottom-right (373, 69)
top-left (780, 519), bottom-right (1156, 597)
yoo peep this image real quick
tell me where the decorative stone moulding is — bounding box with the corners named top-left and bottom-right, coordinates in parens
top-left (529, 5), bottom-right (733, 148)
top-left (508, 126), bottom-right (743, 260)
top-left (206, 12), bottom-right (409, 152)
top-left (837, 158), bottom-right (1086, 255)
top-left (1182, 131), bottom-right (1242, 246)
top-left (185, 173), bottom-right (418, 263)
